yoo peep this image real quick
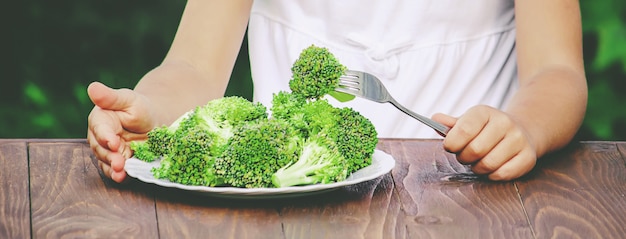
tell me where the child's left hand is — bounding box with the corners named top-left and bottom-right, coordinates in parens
top-left (432, 105), bottom-right (537, 181)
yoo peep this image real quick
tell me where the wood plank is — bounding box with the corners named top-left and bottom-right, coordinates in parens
top-left (382, 139), bottom-right (533, 239)
top-left (278, 173), bottom-right (400, 239)
top-left (153, 187), bottom-right (285, 239)
top-left (618, 142), bottom-right (626, 165)
top-left (0, 141), bottom-right (30, 239)
top-left (28, 142), bottom-right (159, 238)
top-left (517, 142), bottom-right (626, 238)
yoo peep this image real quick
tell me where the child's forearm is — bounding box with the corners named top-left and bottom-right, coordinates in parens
top-left (133, 62), bottom-right (224, 127)
top-left (133, 0), bottom-right (253, 127)
top-left (505, 67), bottom-right (587, 158)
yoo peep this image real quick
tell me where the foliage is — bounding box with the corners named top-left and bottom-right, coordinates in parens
top-left (578, 1), bottom-right (626, 140)
top-left (0, 0), bottom-right (250, 138)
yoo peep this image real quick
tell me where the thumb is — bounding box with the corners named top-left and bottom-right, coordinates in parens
top-left (432, 113), bottom-right (457, 128)
top-left (87, 82), bottom-right (137, 111)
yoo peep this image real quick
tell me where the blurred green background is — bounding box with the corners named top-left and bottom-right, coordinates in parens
top-left (1, 1), bottom-right (625, 140)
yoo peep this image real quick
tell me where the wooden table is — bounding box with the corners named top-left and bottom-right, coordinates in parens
top-left (1, 139), bottom-right (625, 238)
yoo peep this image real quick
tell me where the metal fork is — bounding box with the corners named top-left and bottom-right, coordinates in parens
top-left (336, 70), bottom-right (450, 136)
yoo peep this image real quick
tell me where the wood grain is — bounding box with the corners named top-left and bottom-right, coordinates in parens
top-left (517, 142), bottom-right (626, 239)
top-left (380, 139), bottom-right (533, 239)
top-left (0, 142), bottom-right (30, 239)
top-left (277, 173), bottom-right (399, 239)
top-left (28, 142), bottom-right (159, 238)
top-left (618, 142), bottom-right (626, 165)
top-left (153, 189), bottom-right (284, 239)
top-left (4, 139), bottom-right (625, 238)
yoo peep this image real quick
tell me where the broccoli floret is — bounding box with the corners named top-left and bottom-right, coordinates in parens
top-left (270, 91), bottom-right (310, 137)
top-left (184, 96), bottom-right (268, 156)
top-left (144, 126), bottom-right (175, 157)
top-left (289, 45), bottom-right (347, 100)
top-left (129, 141), bottom-right (158, 162)
top-left (215, 118), bottom-right (301, 188)
top-left (151, 127), bottom-right (224, 186)
top-left (330, 107), bottom-right (378, 172)
top-left (271, 135), bottom-right (349, 187)
top-left (130, 111), bottom-right (190, 162)
top-left (270, 91), bottom-right (306, 120)
top-left (300, 99), bottom-right (341, 135)
top-left (272, 94), bottom-right (341, 137)
top-left (300, 100), bottom-right (377, 171)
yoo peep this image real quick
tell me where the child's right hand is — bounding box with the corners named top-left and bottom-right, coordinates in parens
top-left (86, 82), bottom-right (156, 183)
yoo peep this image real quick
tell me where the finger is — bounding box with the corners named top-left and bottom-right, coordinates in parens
top-left (107, 146), bottom-right (128, 184)
top-left (119, 131), bottom-right (149, 144)
top-left (99, 161), bottom-right (113, 179)
top-left (456, 116), bottom-right (509, 164)
top-left (431, 113), bottom-right (457, 137)
top-left (88, 109), bottom-right (123, 151)
top-left (88, 129), bottom-right (113, 165)
top-left (487, 149), bottom-right (536, 181)
top-left (108, 151), bottom-right (126, 173)
top-left (111, 170), bottom-right (127, 183)
top-left (470, 132), bottom-right (523, 175)
top-left (99, 160), bottom-right (127, 183)
top-left (443, 109), bottom-right (489, 153)
top-left (87, 81), bottom-right (137, 111)
top-left (431, 113), bottom-right (457, 128)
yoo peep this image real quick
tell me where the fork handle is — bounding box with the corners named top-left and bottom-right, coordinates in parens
top-left (388, 100), bottom-right (449, 137)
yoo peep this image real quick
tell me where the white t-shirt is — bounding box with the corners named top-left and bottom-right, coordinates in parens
top-left (247, 0), bottom-right (518, 138)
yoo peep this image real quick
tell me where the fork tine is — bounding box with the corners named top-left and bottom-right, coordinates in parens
top-left (338, 77), bottom-right (359, 87)
top-left (343, 69), bottom-right (361, 77)
top-left (334, 86), bottom-right (360, 95)
top-left (337, 71), bottom-right (361, 94)
top-left (338, 70), bottom-right (362, 88)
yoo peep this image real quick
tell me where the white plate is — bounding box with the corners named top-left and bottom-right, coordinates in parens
top-left (125, 150), bottom-right (395, 199)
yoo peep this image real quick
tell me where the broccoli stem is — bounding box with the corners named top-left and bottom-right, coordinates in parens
top-left (271, 143), bottom-right (337, 187)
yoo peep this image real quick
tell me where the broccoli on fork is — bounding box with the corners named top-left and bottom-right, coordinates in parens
top-left (289, 45), bottom-right (347, 100)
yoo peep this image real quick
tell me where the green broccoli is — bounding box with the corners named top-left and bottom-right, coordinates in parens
top-left (300, 99), bottom-right (341, 135)
top-left (215, 118), bottom-right (301, 188)
top-left (289, 45), bottom-right (347, 100)
top-left (299, 99), bottom-right (377, 169)
top-left (130, 110), bottom-right (190, 162)
top-left (152, 126), bottom-right (224, 186)
top-left (132, 96), bottom-right (268, 186)
top-left (270, 90), bottom-right (306, 120)
top-left (269, 99), bottom-right (378, 187)
top-left (330, 107), bottom-right (378, 172)
top-left (182, 96), bottom-right (268, 156)
top-left (271, 135), bottom-right (349, 187)
top-left (129, 140), bottom-right (159, 162)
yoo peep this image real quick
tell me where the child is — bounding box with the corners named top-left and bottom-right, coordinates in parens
top-left (87, 0), bottom-right (587, 183)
